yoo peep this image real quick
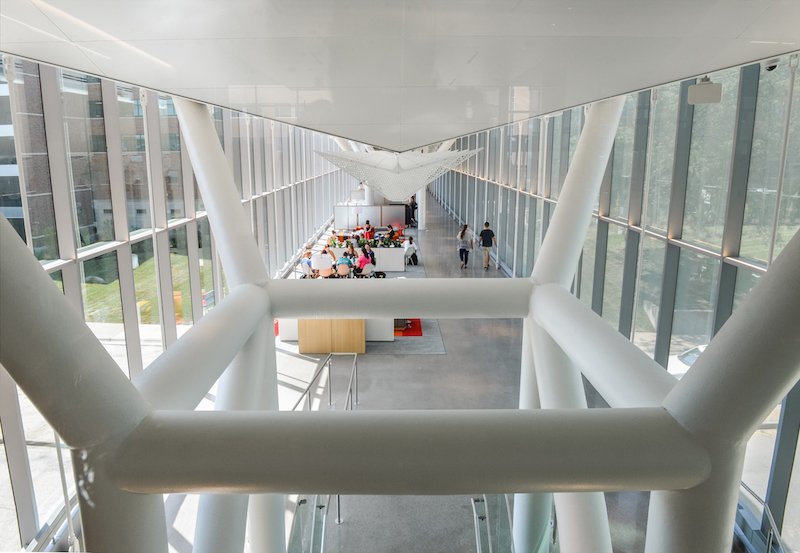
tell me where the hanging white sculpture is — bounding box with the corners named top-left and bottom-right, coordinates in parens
top-left (316, 149), bottom-right (482, 201)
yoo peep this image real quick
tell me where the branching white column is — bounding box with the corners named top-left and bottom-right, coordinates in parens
top-left (173, 99), bottom-right (285, 553)
top-left (526, 96), bottom-right (625, 553)
top-left (646, 228), bottom-right (800, 552)
top-left (0, 215), bottom-right (167, 552)
top-left (417, 186), bottom-right (427, 230)
top-left (513, 317), bottom-right (553, 553)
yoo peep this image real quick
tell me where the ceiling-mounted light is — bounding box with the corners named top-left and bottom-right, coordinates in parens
top-left (687, 76), bottom-right (722, 105)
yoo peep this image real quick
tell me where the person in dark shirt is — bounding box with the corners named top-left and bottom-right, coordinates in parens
top-left (479, 222), bottom-right (497, 270)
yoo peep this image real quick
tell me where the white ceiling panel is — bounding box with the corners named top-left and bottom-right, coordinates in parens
top-left (1, 0), bottom-right (798, 151)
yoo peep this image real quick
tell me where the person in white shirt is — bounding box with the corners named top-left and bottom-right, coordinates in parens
top-left (456, 224), bottom-right (473, 268)
top-left (403, 236), bottom-right (420, 265)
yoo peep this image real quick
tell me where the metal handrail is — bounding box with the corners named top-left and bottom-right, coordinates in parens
top-left (291, 353), bottom-right (334, 411)
top-left (741, 481), bottom-right (787, 553)
top-left (336, 353), bottom-right (359, 525)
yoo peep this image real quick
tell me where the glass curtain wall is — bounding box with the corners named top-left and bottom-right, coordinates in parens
top-left (0, 55), bottom-right (357, 550)
top-left (431, 52), bottom-right (800, 547)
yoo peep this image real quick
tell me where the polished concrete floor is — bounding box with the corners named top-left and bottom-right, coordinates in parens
top-left (320, 194), bottom-right (523, 553)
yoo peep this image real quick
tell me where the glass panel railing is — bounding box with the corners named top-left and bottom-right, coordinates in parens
top-left (485, 494), bottom-right (514, 553)
top-left (477, 495), bottom-right (559, 553)
top-left (472, 496), bottom-right (492, 553)
top-left (288, 494), bottom-right (330, 553)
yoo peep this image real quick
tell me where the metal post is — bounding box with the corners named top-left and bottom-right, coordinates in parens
top-left (354, 357), bottom-right (359, 406)
top-left (328, 357), bottom-right (333, 407)
top-left (336, 494), bottom-right (343, 525)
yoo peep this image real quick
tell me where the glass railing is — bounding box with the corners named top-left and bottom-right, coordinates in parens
top-left (288, 494), bottom-right (330, 553)
top-left (473, 495), bottom-right (515, 553)
top-left (288, 353), bottom-right (359, 552)
top-left (473, 495), bottom-right (559, 553)
top-left (739, 482), bottom-right (786, 553)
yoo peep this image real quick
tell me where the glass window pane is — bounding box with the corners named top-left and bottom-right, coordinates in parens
top-left (514, 193), bottom-right (526, 277)
top-left (550, 114), bottom-right (562, 199)
top-left (116, 84), bottom-right (151, 234)
top-left (60, 70), bottom-right (114, 248)
top-left (3, 57), bottom-right (59, 260)
top-left (732, 266), bottom-right (762, 313)
top-left (601, 225), bottom-right (627, 327)
top-left (776, 70), bottom-right (800, 259)
top-left (568, 107), bottom-right (582, 167)
top-left (131, 238), bottom-right (163, 368)
top-left (0, 424), bottom-right (21, 550)
top-left (683, 68), bottom-right (740, 251)
top-left (779, 447), bottom-right (800, 548)
top-left (609, 94), bottom-right (638, 222)
top-left (158, 95), bottom-right (185, 220)
top-left (213, 106), bottom-right (224, 150)
top-left (16, 388), bottom-right (76, 530)
top-left (645, 83), bottom-right (680, 236)
top-left (504, 189), bottom-right (516, 267)
top-left (740, 60), bottom-right (792, 265)
top-left (50, 269), bottom-right (63, 293)
top-left (533, 199), bottom-right (544, 265)
top-left (81, 251), bottom-right (129, 376)
top-left (579, 217), bottom-right (598, 308)
top-left (169, 226), bottom-right (193, 329)
top-left (193, 173), bottom-right (205, 213)
top-left (669, 251), bottom-right (720, 372)
top-left (198, 219), bottom-right (215, 314)
top-left (633, 237), bottom-right (665, 358)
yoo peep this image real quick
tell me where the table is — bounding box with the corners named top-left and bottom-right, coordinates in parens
top-left (330, 247), bottom-right (406, 272)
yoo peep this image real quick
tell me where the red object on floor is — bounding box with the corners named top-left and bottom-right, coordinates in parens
top-left (274, 319), bottom-right (279, 336)
top-left (394, 319), bottom-right (423, 337)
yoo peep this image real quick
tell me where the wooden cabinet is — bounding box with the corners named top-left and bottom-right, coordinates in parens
top-left (298, 319), bottom-right (365, 354)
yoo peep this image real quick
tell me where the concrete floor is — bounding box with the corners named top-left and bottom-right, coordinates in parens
top-left (320, 196), bottom-right (522, 553)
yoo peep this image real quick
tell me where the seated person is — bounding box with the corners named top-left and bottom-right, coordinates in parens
top-left (320, 246), bottom-right (336, 263)
top-left (402, 236), bottom-right (419, 265)
top-left (363, 220), bottom-right (374, 239)
top-left (300, 246), bottom-right (313, 276)
top-left (383, 225), bottom-right (399, 241)
top-left (314, 247), bottom-right (336, 278)
top-left (344, 244), bottom-right (358, 259)
top-left (362, 243), bottom-right (376, 265)
top-left (354, 247), bottom-right (372, 275)
top-left (337, 255), bottom-right (353, 268)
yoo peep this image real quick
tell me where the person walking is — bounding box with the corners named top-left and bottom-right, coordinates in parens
top-left (479, 222), bottom-right (497, 270)
top-left (457, 224), bottom-right (473, 269)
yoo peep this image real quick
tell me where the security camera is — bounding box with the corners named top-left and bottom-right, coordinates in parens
top-left (763, 58), bottom-right (780, 72)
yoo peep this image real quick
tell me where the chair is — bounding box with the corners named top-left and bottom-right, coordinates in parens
top-left (311, 254), bottom-right (334, 278)
top-left (358, 264), bottom-right (374, 278)
top-left (337, 264), bottom-right (351, 278)
top-left (404, 246), bottom-right (414, 265)
top-left (301, 263), bottom-right (313, 278)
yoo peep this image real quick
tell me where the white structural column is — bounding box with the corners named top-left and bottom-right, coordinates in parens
top-left (0, 215), bottom-right (168, 552)
top-left (646, 228), bottom-right (800, 552)
top-left (526, 96), bottom-right (625, 553)
top-left (417, 186), bottom-right (427, 230)
top-left (172, 98), bottom-right (285, 553)
top-left (513, 317), bottom-right (553, 553)
top-left (530, 283), bottom-right (676, 408)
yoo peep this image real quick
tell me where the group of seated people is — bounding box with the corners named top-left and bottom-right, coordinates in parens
top-left (327, 221), bottom-right (404, 245)
top-left (300, 243), bottom-right (378, 278)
